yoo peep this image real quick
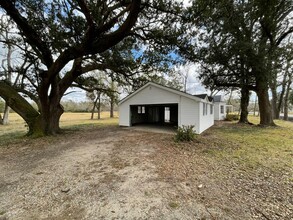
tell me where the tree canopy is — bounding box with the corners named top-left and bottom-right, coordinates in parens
top-left (0, 0), bottom-right (188, 136)
top-left (184, 0), bottom-right (293, 125)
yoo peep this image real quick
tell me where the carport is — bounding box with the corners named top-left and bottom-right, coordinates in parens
top-left (130, 104), bottom-right (178, 126)
top-left (119, 82), bottom-right (215, 134)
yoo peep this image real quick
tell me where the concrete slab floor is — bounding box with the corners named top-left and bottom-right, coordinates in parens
top-left (123, 124), bottom-right (177, 134)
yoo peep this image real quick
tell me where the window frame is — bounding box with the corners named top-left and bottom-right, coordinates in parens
top-left (138, 106), bottom-right (145, 114)
top-left (220, 105), bottom-right (224, 114)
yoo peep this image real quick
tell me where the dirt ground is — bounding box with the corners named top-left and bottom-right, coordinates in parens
top-left (0, 125), bottom-right (292, 219)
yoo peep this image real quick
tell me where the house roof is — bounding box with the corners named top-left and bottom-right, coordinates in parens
top-left (193, 94), bottom-right (213, 102)
top-left (118, 82), bottom-right (212, 105)
top-left (213, 95), bottom-right (225, 102)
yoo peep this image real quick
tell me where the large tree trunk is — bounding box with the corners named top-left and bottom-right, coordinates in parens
top-left (38, 78), bottom-right (64, 136)
top-left (276, 70), bottom-right (288, 118)
top-left (283, 91), bottom-right (290, 121)
top-left (256, 81), bottom-right (275, 126)
top-left (110, 97), bottom-right (114, 118)
top-left (39, 104), bottom-right (64, 135)
top-left (238, 87), bottom-right (251, 124)
top-left (283, 73), bottom-right (292, 121)
top-left (26, 104), bottom-right (63, 136)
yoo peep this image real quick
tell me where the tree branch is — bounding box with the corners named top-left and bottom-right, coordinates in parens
top-left (0, 81), bottom-right (39, 125)
top-left (0, 0), bottom-right (53, 67)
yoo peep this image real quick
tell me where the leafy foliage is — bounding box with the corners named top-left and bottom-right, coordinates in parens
top-left (175, 125), bottom-right (196, 142)
top-left (225, 114), bottom-right (239, 121)
top-left (185, 0), bottom-right (293, 125)
top-left (0, 0), bottom-right (189, 135)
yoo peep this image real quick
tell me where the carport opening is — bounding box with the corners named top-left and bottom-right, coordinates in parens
top-left (130, 104), bottom-right (178, 128)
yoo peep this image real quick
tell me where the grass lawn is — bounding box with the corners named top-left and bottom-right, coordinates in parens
top-left (206, 116), bottom-right (293, 172)
top-left (0, 112), bottom-right (118, 145)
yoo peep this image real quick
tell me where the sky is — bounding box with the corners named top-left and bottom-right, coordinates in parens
top-left (174, 62), bottom-right (210, 95)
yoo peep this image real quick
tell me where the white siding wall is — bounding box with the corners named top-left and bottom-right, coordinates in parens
top-left (123, 85), bottom-right (180, 105)
top-left (179, 96), bottom-right (199, 133)
top-left (214, 103), bottom-right (220, 120)
top-left (214, 102), bottom-right (226, 120)
top-left (119, 104), bottom-right (130, 126)
top-left (198, 102), bottom-right (214, 133)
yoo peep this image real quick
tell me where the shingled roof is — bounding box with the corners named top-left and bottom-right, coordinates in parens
top-left (193, 94), bottom-right (213, 102)
top-left (213, 95), bottom-right (224, 102)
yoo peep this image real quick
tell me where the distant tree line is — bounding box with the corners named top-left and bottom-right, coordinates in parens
top-left (0, 98), bottom-right (117, 114)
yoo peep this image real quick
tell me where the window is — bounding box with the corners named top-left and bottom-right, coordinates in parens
top-left (206, 104), bottom-right (208, 115)
top-left (220, 105), bottom-right (224, 114)
top-left (210, 104), bottom-right (213, 114)
top-left (203, 103), bottom-right (208, 116)
top-left (138, 106), bottom-right (145, 114)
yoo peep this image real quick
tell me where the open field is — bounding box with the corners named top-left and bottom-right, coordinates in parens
top-left (0, 112), bottom-right (118, 145)
top-left (0, 114), bottom-right (292, 219)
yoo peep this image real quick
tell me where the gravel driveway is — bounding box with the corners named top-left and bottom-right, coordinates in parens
top-left (0, 126), bottom-right (292, 219)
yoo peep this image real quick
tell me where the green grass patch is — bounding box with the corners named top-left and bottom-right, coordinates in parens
top-left (61, 119), bottom-right (118, 132)
top-left (0, 131), bottom-right (27, 146)
top-left (0, 112), bottom-right (118, 147)
top-left (168, 202), bottom-right (179, 209)
top-left (207, 117), bottom-right (293, 172)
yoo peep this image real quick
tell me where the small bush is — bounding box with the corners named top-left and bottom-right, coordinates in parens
top-left (175, 125), bottom-right (196, 142)
top-left (225, 114), bottom-right (239, 121)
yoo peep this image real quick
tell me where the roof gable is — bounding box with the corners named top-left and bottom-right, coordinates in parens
top-left (194, 94), bottom-right (213, 102)
top-left (119, 82), bottom-right (211, 105)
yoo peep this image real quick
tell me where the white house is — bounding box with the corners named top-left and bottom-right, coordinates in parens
top-left (118, 82), bottom-right (214, 134)
top-left (213, 95), bottom-right (226, 120)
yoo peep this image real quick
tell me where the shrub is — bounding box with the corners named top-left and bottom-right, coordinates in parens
top-left (225, 114), bottom-right (239, 121)
top-left (175, 125), bottom-right (196, 142)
